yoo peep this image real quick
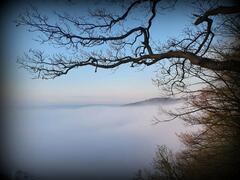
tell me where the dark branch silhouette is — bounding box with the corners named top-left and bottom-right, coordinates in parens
top-left (16, 1), bottom-right (240, 80)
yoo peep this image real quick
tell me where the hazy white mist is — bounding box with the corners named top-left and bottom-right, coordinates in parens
top-left (3, 101), bottom-right (193, 179)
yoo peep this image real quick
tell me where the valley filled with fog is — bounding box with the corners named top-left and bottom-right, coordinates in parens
top-left (4, 100), bottom-right (195, 179)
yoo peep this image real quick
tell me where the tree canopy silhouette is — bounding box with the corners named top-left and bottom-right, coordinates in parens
top-left (16, 0), bottom-right (240, 82)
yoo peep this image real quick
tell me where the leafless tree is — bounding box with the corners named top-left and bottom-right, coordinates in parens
top-left (16, 0), bottom-right (240, 85)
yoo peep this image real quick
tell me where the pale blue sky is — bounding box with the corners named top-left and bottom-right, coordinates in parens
top-left (3, 0), bottom-right (195, 105)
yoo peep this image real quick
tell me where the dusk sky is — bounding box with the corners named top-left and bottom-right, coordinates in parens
top-left (2, 1), bottom-right (239, 179)
top-left (3, 0), bottom-right (195, 105)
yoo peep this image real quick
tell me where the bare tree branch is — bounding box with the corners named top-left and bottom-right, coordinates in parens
top-left (16, 2), bottom-right (240, 80)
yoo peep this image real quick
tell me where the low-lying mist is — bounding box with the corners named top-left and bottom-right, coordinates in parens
top-left (3, 101), bottom-right (194, 179)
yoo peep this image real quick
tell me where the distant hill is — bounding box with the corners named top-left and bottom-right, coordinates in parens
top-left (123, 97), bottom-right (183, 106)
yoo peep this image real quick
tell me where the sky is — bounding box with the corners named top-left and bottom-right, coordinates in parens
top-left (2, 0), bottom-right (195, 105)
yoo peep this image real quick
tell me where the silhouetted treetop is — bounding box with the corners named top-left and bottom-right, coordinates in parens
top-left (16, 1), bottom-right (240, 80)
